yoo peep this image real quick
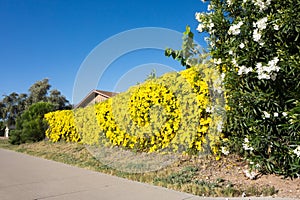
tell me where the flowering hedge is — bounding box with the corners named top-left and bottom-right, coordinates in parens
top-left (45, 66), bottom-right (225, 156)
top-left (195, 0), bottom-right (300, 177)
top-left (44, 110), bottom-right (80, 143)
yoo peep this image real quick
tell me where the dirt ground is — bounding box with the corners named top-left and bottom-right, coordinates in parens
top-left (190, 154), bottom-right (300, 198)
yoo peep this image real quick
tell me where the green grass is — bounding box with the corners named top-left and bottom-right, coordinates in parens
top-left (0, 139), bottom-right (277, 197)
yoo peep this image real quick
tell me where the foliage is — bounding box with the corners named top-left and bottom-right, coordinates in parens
top-left (0, 79), bottom-right (71, 128)
top-left (0, 92), bottom-right (27, 127)
top-left (9, 102), bottom-right (54, 144)
top-left (196, 0), bottom-right (300, 177)
top-left (74, 105), bottom-right (101, 145)
top-left (48, 89), bottom-right (72, 110)
top-left (45, 66), bottom-right (224, 156)
top-left (165, 26), bottom-right (208, 68)
top-left (27, 78), bottom-right (51, 104)
top-left (0, 121), bottom-right (4, 136)
top-left (44, 110), bottom-right (80, 143)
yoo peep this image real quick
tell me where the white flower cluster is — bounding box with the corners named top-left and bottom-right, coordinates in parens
top-left (243, 138), bottom-right (254, 151)
top-left (227, 0), bottom-right (233, 6)
top-left (273, 24), bottom-right (279, 30)
top-left (195, 12), bottom-right (202, 22)
top-left (263, 111), bottom-right (270, 118)
top-left (262, 111), bottom-right (280, 118)
top-left (255, 57), bottom-right (280, 80)
top-left (213, 58), bottom-right (222, 65)
top-left (252, 0), bottom-right (271, 12)
top-left (238, 65), bottom-right (253, 75)
top-left (195, 12), bottom-right (215, 34)
top-left (253, 17), bottom-right (268, 30)
top-left (221, 146), bottom-right (230, 155)
top-left (253, 17), bottom-right (268, 46)
top-left (228, 21), bottom-right (243, 35)
top-left (293, 146), bottom-right (300, 158)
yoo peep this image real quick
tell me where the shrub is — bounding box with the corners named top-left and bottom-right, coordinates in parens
top-left (195, 0), bottom-right (300, 177)
top-left (45, 66), bottom-right (225, 156)
top-left (9, 102), bottom-right (54, 144)
top-left (44, 110), bottom-right (80, 143)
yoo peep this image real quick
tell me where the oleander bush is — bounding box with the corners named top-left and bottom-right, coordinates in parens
top-left (45, 66), bottom-right (225, 156)
top-left (196, 0), bottom-right (300, 177)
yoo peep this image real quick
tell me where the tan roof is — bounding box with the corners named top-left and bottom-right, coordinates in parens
top-left (94, 90), bottom-right (118, 98)
top-left (74, 89), bottom-right (118, 108)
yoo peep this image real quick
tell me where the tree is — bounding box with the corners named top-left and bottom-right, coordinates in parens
top-left (9, 102), bottom-right (54, 144)
top-left (195, 0), bottom-right (300, 177)
top-left (27, 78), bottom-right (51, 104)
top-left (48, 89), bottom-right (71, 110)
top-left (0, 92), bottom-right (27, 127)
top-left (0, 78), bottom-right (71, 129)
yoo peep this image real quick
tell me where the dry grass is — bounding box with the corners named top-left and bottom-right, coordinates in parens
top-left (1, 139), bottom-right (295, 198)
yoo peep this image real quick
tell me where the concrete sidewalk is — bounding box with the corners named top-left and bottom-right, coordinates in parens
top-left (0, 148), bottom-right (296, 200)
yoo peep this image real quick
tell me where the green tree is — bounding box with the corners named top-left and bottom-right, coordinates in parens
top-left (27, 78), bottom-right (51, 104)
top-left (48, 89), bottom-right (71, 110)
top-left (0, 79), bottom-right (71, 128)
top-left (195, 0), bottom-right (300, 177)
top-left (0, 92), bottom-right (27, 127)
top-left (9, 102), bottom-right (54, 144)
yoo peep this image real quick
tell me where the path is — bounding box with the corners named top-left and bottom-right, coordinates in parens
top-left (0, 149), bottom-right (296, 200)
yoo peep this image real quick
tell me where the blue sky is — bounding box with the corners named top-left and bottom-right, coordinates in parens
top-left (0, 0), bottom-right (208, 104)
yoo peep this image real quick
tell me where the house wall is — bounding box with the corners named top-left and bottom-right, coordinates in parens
top-left (87, 94), bottom-right (108, 106)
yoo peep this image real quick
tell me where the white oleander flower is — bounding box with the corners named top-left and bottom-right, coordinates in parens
top-left (238, 65), bottom-right (253, 75)
top-left (243, 138), bottom-right (254, 151)
top-left (253, 17), bottom-right (268, 30)
top-left (197, 23), bottom-right (205, 32)
top-left (228, 21), bottom-right (243, 35)
top-left (195, 12), bottom-right (203, 22)
top-left (273, 24), bottom-right (279, 30)
top-left (232, 58), bottom-right (238, 67)
top-left (208, 4), bottom-right (213, 11)
top-left (274, 112), bottom-right (279, 117)
top-left (221, 73), bottom-right (225, 80)
top-left (263, 111), bottom-right (270, 118)
top-left (208, 20), bottom-right (214, 29)
top-left (214, 58), bottom-right (222, 65)
top-left (293, 146), bottom-right (300, 158)
top-left (253, 29), bottom-right (262, 42)
top-left (252, 0), bottom-right (271, 12)
top-left (282, 112), bottom-right (288, 117)
top-left (258, 73), bottom-right (270, 80)
top-left (221, 147), bottom-right (230, 155)
top-left (239, 43), bottom-right (245, 49)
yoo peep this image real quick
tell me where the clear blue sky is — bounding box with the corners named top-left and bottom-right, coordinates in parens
top-left (0, 0), bottom-right (208, 104)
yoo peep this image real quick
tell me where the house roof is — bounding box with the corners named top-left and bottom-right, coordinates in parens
top-left (74, 89), bottom-right (118, 108)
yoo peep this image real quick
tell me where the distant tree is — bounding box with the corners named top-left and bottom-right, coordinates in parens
top-left (48, 89), bottom-right (71, 110)
top-left (27, 78), bottom-right (51, 104)
top-left (0, 78), bottom-right (71, 129)
top-left (0, 92), bottom-right (27, 127)
top-left (0, 120), bottom-right (4, 136)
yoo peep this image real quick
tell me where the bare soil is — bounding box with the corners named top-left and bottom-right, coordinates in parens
top-left (189, 154), bottom-right (300, 198)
